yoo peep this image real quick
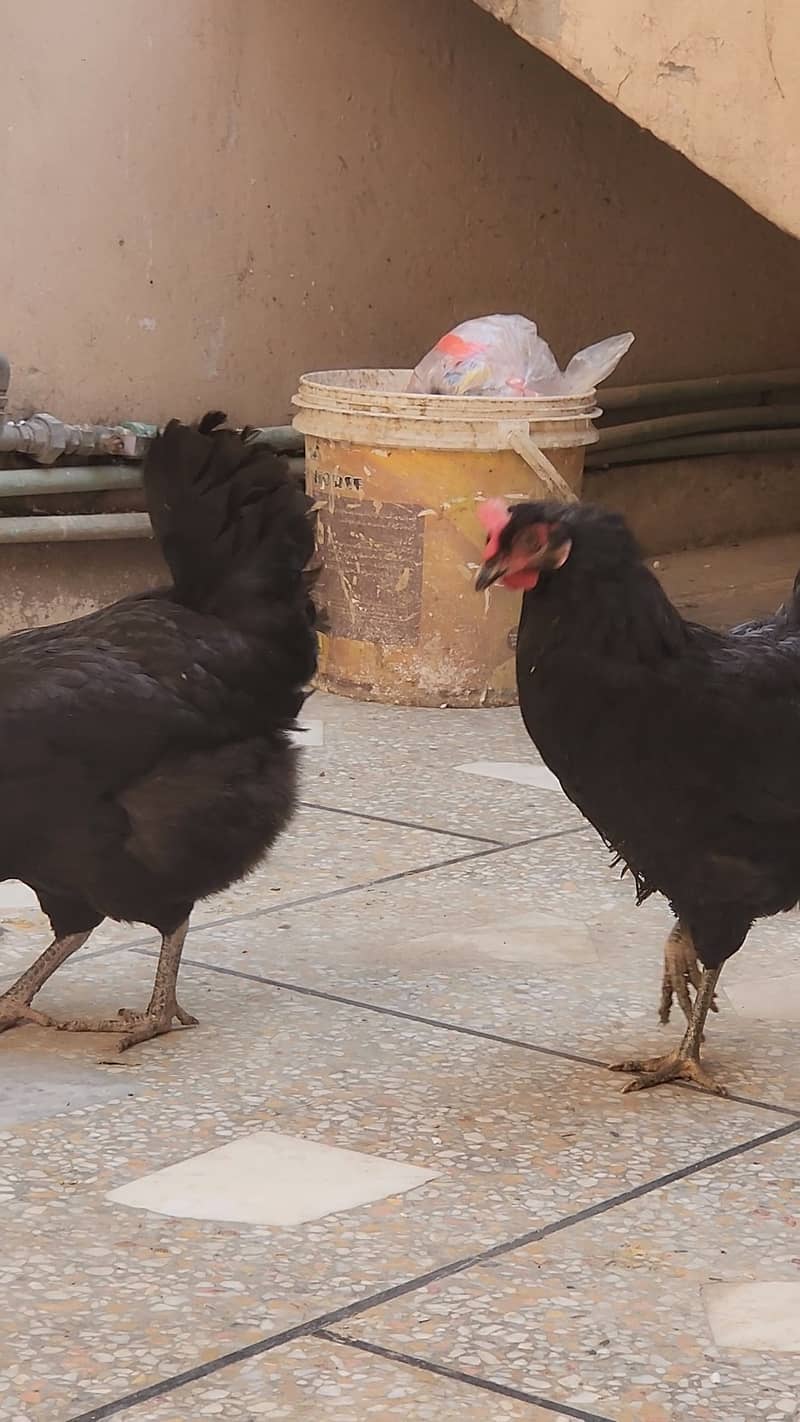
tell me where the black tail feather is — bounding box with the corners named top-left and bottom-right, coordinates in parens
top-left (197, 410), bottom-right (228, 436)
top-left (143, 412), bottom-right (323, 628)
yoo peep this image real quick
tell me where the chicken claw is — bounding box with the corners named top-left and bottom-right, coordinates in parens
top-left (0, 997), bottom-right (55, 1032)
top-left (611, 1048), bottom-right (728, 1096)
top-left (55, 921), bottom-right (196, 1052)
top-left (0, 931), bottom-right (91, 1035)
top-left (57, 1000), bottom-right (198, 1052)
top-left (658, 920), bottom-right (719, 1027)
top-left (612, 963), bottom-right (727, 1095)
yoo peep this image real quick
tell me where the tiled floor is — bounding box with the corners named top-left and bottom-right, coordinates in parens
top-left (0, 692), bottom-right (798, 1422)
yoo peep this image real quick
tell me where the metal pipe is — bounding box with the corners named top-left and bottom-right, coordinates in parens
top-left (0, 352), bottom-right (302, 466)
top-left (0, 450), bottom-right (306, 540)
top-left (601, 369), bottom-right (800, 415)
top-left (0, 513), bottom-right (153, 544)
top-left (245, 426), bottom-right (304, 454)
top-left (0, 465), bottom-right (143, 497)
top-left (0, 415), bottom-right (152, 464)
top-left (595, 404), bottom-right (800, 452)
top-left (0, 455), bottom-right (304, 501)
top-left (586, 427), bottom-right (800, 469)
top-left (0, 411), bottom-right (301, 463)
top-left (0, 357), bottom-right (154, 461)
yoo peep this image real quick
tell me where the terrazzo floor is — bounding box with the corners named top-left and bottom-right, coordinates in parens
top-left (0, 692), bottom-right (798, 1422)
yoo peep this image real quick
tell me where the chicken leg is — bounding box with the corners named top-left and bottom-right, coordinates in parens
top-left (658, 920), bottom-right (719, 1028)
top-left (610, 965), bottom-right (727, 1095)
top-left (57, 921), bottom-right (197, 1052)
top-left (0, 932), bottom-right (92, 1031)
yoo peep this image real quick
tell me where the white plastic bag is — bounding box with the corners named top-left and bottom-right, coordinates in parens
top-left (556, 332), bottom-right (636, 395)
top-left (408, 315), bottom-right (633, 398)
top-left (407, 315), bottom-right (557, 397)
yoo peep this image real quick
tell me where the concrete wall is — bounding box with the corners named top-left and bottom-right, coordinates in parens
top-left (0, 542), bottom-right (165, 635)
top-left (476, 0), bottom-right (800, 241)
top-left (2, 0), bottom-right (800, 429)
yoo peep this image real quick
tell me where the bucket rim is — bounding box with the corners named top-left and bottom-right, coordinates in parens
top-left (293, 367), bottom-right (600, 418)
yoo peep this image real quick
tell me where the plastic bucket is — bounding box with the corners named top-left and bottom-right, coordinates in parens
top-left (293, 369), bottom-right (599, 707)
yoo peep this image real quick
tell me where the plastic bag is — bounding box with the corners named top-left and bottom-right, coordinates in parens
top-left (407, 314), bottom-right (634, 398)
top-left (407, 315), bottom-right (557, 397)
top-left (546, 332), bottom-right (636, 396)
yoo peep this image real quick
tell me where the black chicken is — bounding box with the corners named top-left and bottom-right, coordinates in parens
top-left (0, 413), bottom-right (319, 1051)
top-left (476, 498), bottom-right (800, 1095)
top-left (659, 575), bottom-right (800, 1030)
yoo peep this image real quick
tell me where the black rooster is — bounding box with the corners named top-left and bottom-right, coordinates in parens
top-left (476, 498), bottom-right (800, 1095)
top-left (0, 413), bottom-right (319, 1051)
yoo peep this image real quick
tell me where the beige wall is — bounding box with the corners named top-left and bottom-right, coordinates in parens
top-left (2, 0), bottom-right (800, 428)
top-left (476, 0), bottom-right (800, 241)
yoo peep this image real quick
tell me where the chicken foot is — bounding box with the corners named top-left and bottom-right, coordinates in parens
top-left (0, 932), bottom-right (92, 1032)
top-left (610, 965), bottom-right (727, 1095)
top-left (57, 921), bottom-right (198, 1052)
top-left (658, 920), bottom-right (719, 1028)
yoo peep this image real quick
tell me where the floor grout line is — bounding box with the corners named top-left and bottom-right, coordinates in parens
top-left (317, 1329), bottom-right (615, 1421)
top-left (134, 949), bottom-right (800, 1121)
top-left (180, 826), bottom-right (588, 934)
top-left (0, 824), bottom-right (588, 983)
top-left (66, 1117), bottom-right (800, 1422)
top-left (298, 799), bottom-right (511, 845)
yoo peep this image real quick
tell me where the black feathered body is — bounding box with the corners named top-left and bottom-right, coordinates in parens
top-left (513, 504), bottom-right (800, 970)
top-left (0, 415), bottom-right (318, 942)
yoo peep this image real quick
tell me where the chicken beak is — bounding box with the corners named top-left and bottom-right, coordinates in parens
top-left (475, 557), bottom-right (506, 591)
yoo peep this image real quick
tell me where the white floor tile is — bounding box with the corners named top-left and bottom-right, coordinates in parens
top-left (107, 1129), bottom-right (437, 1227)
top-left (457, 760), bottom-right (566, 795)
top-left (704, 1281), bottom-right (800, 1351)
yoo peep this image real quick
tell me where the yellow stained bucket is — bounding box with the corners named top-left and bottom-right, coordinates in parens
top-left (293, 369), bottom-right (599, 707)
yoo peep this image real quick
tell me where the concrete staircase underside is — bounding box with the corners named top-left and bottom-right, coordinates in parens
top-left (475, 0), bottom-right (800, 239)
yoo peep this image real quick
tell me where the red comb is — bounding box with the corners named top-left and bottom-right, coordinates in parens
top-left (477, 498), bottom-right (511, 559)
